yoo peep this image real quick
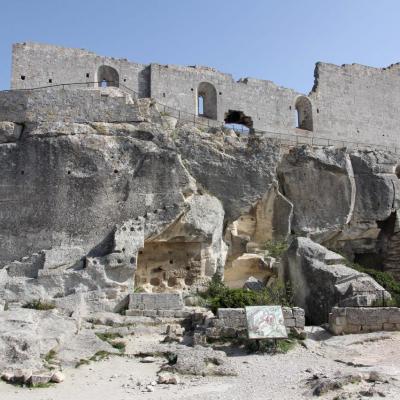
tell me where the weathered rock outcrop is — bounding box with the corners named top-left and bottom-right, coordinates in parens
top-left (278, 146), bottom-right (400, 278)
top-left (1, 93), bottom-right (400, 320)
top-left (0, 308), bottom-right (113, 372)
top-left (283, 237), bottom-right (390, 324)
top-left (0, 98), bottom-right (287, 313)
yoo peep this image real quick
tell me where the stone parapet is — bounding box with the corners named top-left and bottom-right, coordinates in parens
top-left (128, 293), bottom-right (184, 311)
top-left (205, 307), bottom-right (305, 339)
top-left (329, 307), bottom-right (400, 335)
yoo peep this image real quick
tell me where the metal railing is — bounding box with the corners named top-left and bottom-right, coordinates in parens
top-left (2, 81), bottom-right (400, 153)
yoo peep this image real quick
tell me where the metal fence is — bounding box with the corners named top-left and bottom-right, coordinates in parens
top-left (2, 81), bottom-right (400, 153)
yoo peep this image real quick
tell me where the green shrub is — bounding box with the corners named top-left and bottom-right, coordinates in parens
top-left (201, 276), bottom-right (293, 313)
top-left (111, 341), bottom-right (126, 352)
top-left (95, 332), bottom-right (123, 342)
top-left (31, 382), bottom-right (54, 389)
top-left (264, 240), bottom-right (288, 259)
top-left (44, 349), bottom-right (57, 363)
top-left (22, 300), bottom-right (55, 310)
top-left (90, 350), bottom-right (112, 362)
top-left (95, 332), bottom-right (126, 353)
top-left (75, 358), bottom-right (90, 368)
top-left (242, 336), bottom-right (297, 354)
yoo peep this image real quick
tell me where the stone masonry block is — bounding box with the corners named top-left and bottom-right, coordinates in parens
top-left (284, 318), bottom-right (296, 328)
top-left (294, 316), bottom-right (305, 328)
top-left (282, 307), bottom-right (293, 319)
top-left (128, 293), bottom-right (183, 311)
top-left (125, 309), bottom-right (144, 317)
top-left (157, 310), bottom-right (175, 318)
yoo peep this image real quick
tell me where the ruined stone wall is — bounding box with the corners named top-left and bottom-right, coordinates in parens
top-left (11, 42), bottom-right (150, 97)
top-left (150, 64), bottom-right (301, 132)
top-left (205, 307), bottom-right (305, 339)
top-left (9, 42), bottom-right (400, 150)
top-left (0, 88), bottom-right (145, 124)
top-left (330, 307), bottom-right (400, 334)
top-left (310, 62), bottom-right (400, 147)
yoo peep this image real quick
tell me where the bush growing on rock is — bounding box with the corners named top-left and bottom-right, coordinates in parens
top-left (264, 240), bottom-right (289, 259)
top-left (22, 300), bottom-right (55, 310)
top-left (202, 276), bottom-right (293, 313)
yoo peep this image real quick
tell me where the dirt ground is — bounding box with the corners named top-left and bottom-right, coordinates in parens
top-left (1, 327), bottom-right (400, 400)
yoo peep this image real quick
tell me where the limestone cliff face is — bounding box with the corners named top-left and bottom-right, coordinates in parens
top-left (277, 146), bottom-right (400, 279)
top-left (0, 100), bottom-right (284, 313)
top-left (0, 97), bottom-right (400, 314)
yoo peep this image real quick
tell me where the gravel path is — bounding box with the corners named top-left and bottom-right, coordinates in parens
top-left (1, 328), bottom-right (400, 400)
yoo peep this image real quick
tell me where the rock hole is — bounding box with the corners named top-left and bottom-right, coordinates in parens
top-left (169, 260), bottom-right (173, 264)
top-left (21, 170), bottom-right (24, 175)
top-left (130, 257), bottom-right (136, 264)
top-left (117, 259), bottom-right (122, 264)
top-left (168, 277), bottom-right (178, 287)
top-left (48, 79), bottom-right (52, 83)
top-left (20, 75), bottom-right (25, 80)
top-left (150, 277), bottom-right (161, 286)
top-left (86, 73), bottom-right (90, 78)
top-left (114, 169), bottom-right (119, 174)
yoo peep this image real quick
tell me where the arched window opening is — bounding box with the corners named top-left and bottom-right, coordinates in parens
top-left (97, 65), bottom-right (119, 88)
top-left (198, 95), bottom-right (204, 115)
top-left (295, 96), bottom-right (313, 131)
top-left (197, 82), bottom-right (217, 119)
top-left (224, 110), bottom-right (253, 134)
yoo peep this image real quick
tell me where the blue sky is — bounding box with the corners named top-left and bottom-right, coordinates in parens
top-left (1, 0), bottom-right (399, 92)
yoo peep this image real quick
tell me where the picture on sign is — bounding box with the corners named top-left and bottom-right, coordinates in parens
top-left (245, 305), bottom-right (288, 339)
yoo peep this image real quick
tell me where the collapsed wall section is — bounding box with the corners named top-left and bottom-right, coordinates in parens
top-left (150, 63), bottom-right (302, 132)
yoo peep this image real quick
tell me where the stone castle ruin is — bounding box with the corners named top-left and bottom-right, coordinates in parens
top-left (0, 41), bottom-right (399, 325)
top-left (2, 42), bottom-right (400, 391)
top-left (8, 42), bottom-right (400, 149)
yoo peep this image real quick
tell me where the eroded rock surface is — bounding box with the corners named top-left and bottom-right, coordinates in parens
top-left (283, 238), bottom-right (390, 324)
top-left (0, 309), bottom-right (113, 372)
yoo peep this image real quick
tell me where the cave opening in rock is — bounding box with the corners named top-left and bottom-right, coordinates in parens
top-left (135, 241), bottom-right (204, 292)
